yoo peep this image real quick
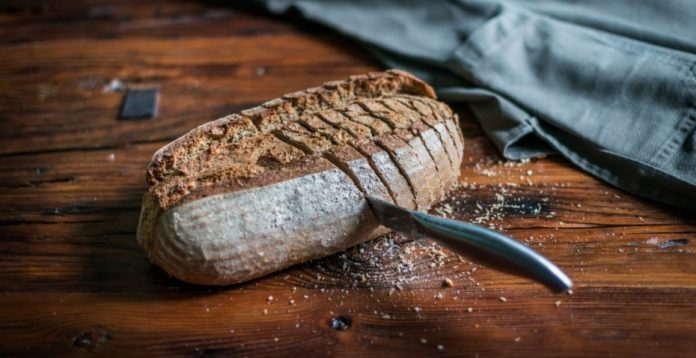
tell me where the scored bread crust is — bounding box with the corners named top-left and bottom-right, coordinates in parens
top-left (137, 70), bottom-right (464, 285)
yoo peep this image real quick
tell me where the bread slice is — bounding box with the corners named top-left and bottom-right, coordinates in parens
top-left (137, 70), bottom-right (464, 285)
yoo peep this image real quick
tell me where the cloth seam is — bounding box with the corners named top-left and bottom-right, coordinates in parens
top-left (649, 61), bottom-right (696, 167)
top-left (527, 117), bottom-right (695, 210)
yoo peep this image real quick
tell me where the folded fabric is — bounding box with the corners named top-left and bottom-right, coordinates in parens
top-left (250, 0), bottom-right (696, 210)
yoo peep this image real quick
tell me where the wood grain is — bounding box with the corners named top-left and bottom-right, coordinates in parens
top-left (0, 1), bottom-right (695, 357)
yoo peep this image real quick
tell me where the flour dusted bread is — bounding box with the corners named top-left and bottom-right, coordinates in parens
top-left (137, 70), bottom-right (464, 285)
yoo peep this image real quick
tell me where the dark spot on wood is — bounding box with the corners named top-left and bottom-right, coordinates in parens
top-left (73, 333), bottom-right (93, 348)
top-left (193, 347), bottom-right (238, 355)
top-left (658, 239), bottom-right (689, 249)
top-left (451, 192), bottom-right (551, 219)
top-left (330, 316), bottom-right (351, 330)
top-left (98, 331), bottom-right (112, 344)
top-left (71, 328), bottom-right (112, 351)
top-left (515, 198), bottom-right (550, 215)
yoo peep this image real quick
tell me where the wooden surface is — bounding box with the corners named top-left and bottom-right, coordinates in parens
top-left (1, 1), bottom-right (695, 357)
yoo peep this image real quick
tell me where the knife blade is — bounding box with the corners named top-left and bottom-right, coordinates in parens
top-left (366, 196), bottom-right (573, 293)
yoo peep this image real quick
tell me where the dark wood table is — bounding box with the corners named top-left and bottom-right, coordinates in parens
top-left (1, 1), bottom-right (695, 356)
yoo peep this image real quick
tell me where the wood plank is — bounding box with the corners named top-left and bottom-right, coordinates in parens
top-left (0, 288), bottom-right (694, 357)
top-left (0, 34), bottom-right (375, 155)
top-left (0, 0), bottom-right (295, 42)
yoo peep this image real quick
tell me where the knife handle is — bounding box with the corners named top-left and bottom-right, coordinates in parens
top-left (410, 211), bottom-right (573, 292)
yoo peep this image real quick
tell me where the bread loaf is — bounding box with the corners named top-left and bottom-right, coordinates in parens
top-left (137, 70), bottom-right (464, 285)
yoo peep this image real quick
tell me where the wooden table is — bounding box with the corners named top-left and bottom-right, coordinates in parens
top-left (1, 1), bottom-right (695, 356)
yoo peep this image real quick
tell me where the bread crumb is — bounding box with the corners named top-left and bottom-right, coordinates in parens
top-left (467, 307), bottom-right (473, 313)
top-left (435, 203), bottom-right (454, 217)
top-left (526, 170), bottom-right (533, 176)
top-left (499, 296), bottom-right (507, 303)
top-left (102, 78), bottom-right (125, 93)
top-left (567, 289), bottom-right (574, 295)
top-left (267, 295), bottom-right (274, 302)
top-left (434, 292), bottom-right (443, 300)
top-left (262, 308), bottom-right (268, 315)
top-left (437, 344), bottom-right (444, 351)
top-left (420, 338), bottom-right (427, 344)
top-left (442, 278), bottom-right (454, 287)
top-left (514, 337), bottom-right (521, 343)
top-left (555, 300), bottom-right (562, 307)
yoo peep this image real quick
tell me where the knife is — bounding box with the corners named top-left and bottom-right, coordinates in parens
top-left (366, 196), bottom-right (573, 293)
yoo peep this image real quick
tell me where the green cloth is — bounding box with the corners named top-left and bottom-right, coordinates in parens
top-left (253, 0), bottom-right (696, 210)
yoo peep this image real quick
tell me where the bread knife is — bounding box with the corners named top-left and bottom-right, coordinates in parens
top-left (366, 196), bottom-right (573, 293)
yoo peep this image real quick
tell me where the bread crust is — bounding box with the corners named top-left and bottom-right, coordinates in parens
top-left (146, 70), bottom-right (435, 187)
top-left (137, 70), bottom-right (463, 285)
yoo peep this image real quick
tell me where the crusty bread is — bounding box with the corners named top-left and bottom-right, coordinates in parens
top-left (137, 70), bottom-right (464, 285)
